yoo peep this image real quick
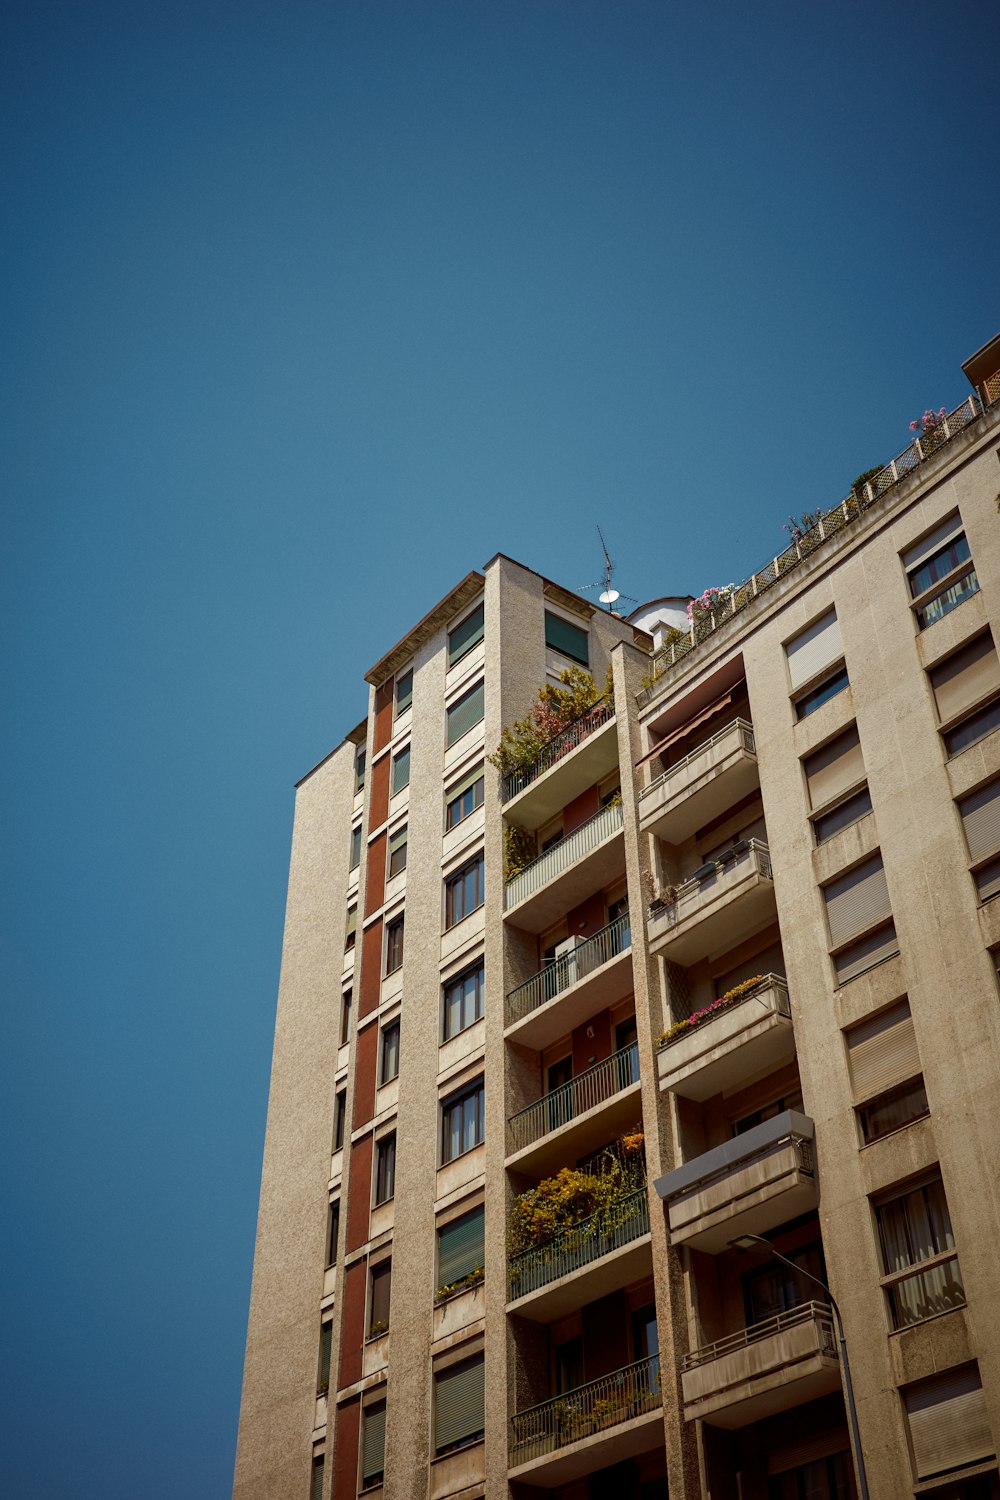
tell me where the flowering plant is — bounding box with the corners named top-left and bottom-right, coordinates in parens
top-left (686, 586), bottom-right (734, 624)
top-left (910, 407), bottom-right (946, 434)
top-left (657, 975), bottom-right (767, 1047)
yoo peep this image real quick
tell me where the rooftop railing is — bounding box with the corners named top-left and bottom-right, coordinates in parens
top-left (507, 1188), bottom-right (649, 1302)
top-left (638, 393), bottom-right (988, 707)
top-left (505, 913), bottom-right (631, 1027)
top-left (649, 839), bottom-right (772, 933)
top-left (682, 1300), bottom-right (835, 1371)
top-left (640, 718), bottom-right (755, 801)
top-left (507, 1042), bottom-right (640, 1155)
top-left (505, 800), bottom-right (624, 908)
top-left (510, 1353), bottom-right (661, 1462)
top-left (502, 696), bottom-right (615, 802)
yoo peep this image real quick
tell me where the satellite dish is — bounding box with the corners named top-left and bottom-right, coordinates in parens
top-left (599, 588), bottom-right (620, 605)
top-left (580, 526), bottom-right (638, 611)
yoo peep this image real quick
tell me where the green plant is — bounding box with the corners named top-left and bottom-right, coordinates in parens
top-left (657, 974), bottom-right (768, 1047)
top-left (368, 1319), bottom-right (389, 1338)
top-left (507, 1133), bottom-right (646, 1255)
top-left (488, 667), bottom-right (600, 779)
top-left (503, 823), bottom-right (536, 882)
top-left (852, 467), bottom-right (882, 499)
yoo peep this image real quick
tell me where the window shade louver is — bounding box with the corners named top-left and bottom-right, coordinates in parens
top-left (438, 1206), bottom-right (485, 1286)
top-left (786, 609), bottom-right (844, 690)
top-left (446, 683), bottom-right (485, 747)
top-left (362, 1403), bottom-right (386, 1484)
top-left (847, 1000), bottom-right (920, 1100)
top-left (435, 1354), bottom-right (485, 1453)
top-left (902, 512), bottom-right (964, 573)
top-left (834, 922), bottom-right (899, 985)
top-left (931, 635), bottom-right (1000, 723)
top-left (544, 611), bottom-right (589, 666)
top-left (975, 854), bottom-right (1000, 903)
top-left (959, 778), bottom-right (1000, 864)
top-left (449, 604), bottom-right (485, 666)
top-left (389, 826), bottom-right (407, 856)
top-left (825, 855), bottom-right (892, 947)
top-left (905, 1365), bottom-right (994, 1479)
top-left (804, 725), bottom-right (865, 809)
top-left (447, 763), bottom-right (484, 802)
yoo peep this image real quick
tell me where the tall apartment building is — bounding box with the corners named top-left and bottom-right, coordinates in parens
top-left (235, 336), bottom-right (1000, 1500)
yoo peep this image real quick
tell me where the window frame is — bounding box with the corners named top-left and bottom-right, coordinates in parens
top-left (355, 747), bottom-right (366, 794)
top-left (345, 904), bottom-right (358, 951)
top-left (374, 1133), bottom-right (396, 1206)
top-left (385, 914), bottom-right (405, 975)
top-left (442, 961), bottom-right (485, 1042)
top-left (448, 602), bottom-right (485, 668)
top-left (445, 764), bottom-right (485, 831)
top-left (446, 681), bottom-right (485, 749)
top-left (349, 823), bottom-right (363, 872)
top-left (325, 1199), bottom-right (340, 1267)
top-left (444, 852), bottom-right (485, 930)
top-left (906, 529), bottom-right (979, 631)
top-left (441, 1078), bottom-right (485, 1164)
top-left (379, 1019), bottom-right (400, 1084)
top-left (394, 668), bottom-right (413, 717)
top-left (368, 1259), bottom-right (392, 1338)
top-left (340, 988), bottom-right (352, 1047)
top-left (388, 824), bottom-right (408, 879)
top-left (872, 1173), bottom-right (964, 1330)
top-left (794, 664), bottom-right (850, 720)
top-left (544, 609), bottom-right (589, 667)
top-left (360, 1399), bottom-right (387, 1490)
top-left (391, 744), bottom-right (411, 795)
top-left (433, 1350), bottom-right (485, 1456)
top-left (333, 1089), bottom-right (347, 1152)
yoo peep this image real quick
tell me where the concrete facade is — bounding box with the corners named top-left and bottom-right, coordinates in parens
top-left (235, 356), bottom-right (1000, 1500)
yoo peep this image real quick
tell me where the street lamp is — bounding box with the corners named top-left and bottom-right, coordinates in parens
top-left (729, 1233), bottom-right (870, 1500)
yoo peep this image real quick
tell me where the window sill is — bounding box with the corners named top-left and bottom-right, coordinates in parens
top-left (440, 1141), bottom-right (485, 1170)
top-left (887, 1301), bottom-right (966, 1338)
top-left (858, 1108), bottom-right (930, 1149)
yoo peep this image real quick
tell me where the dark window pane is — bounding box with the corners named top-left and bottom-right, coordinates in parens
top-left (443, 962), bottom-right (484, 1040)
top-left (369, 1262), bottom-right (391, 1334)
top-left (545, 610), bottom-right (589, 665)
top-left (446, 768), bottom-right (484, 829)
top-left (908, 533), bottom-right (971, 598)
top-left (448, 603), bottom-right (485, 667)
top-left (392, 746), bottom-right (411, 794)
top-left (395, 669), bottom-right (413, 716)
top-left (334, 1091), bottom-right (347, 1151)
top-left (380, 1022), bottom-right (400, 1083)
top-left (796, 666), bottom-right (850, 719)
top-left (944, 698), bottom-right (1000, 757)
top-left (446, 683), bottom-right (484, 747)
top-left (813, 785), bottom-right (873, 843)
top-left (858, 1078), bottom-right (929, 1143)
top-left (375, 1135), bottom-right (396, 1204)
top-left (326, 1200), bottom-right (340, 1266)
top-left (442, 1080), bottom-right (484, 1163)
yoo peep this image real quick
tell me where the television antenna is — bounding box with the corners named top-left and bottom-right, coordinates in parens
top-left (581, 527), bottom-right (638, 612)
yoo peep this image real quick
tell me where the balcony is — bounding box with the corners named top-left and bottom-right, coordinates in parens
top-left (656, 975), bottom-right (794, 1102)
top-left (507, 1189), bottom-right (651, 1321)
top-left (507, 1043), bottom-right (641, 1175)
top-left (681, 1301), bottom-right (840, 1427)
top-left (654, 1110), bottom-right (817, 1254)
top-left (505, 801), bottom-right (626, 934)
top-left (502, 697), bottom-right (619, 829)
top-left (505, 915), bottom-right (633, 1050)
top-left (509, 1355), bottom-right (663, 1484)
top-left (647, 840), bottom-right (775, 965)
top-left (639, 719), bottom-right (758, 845)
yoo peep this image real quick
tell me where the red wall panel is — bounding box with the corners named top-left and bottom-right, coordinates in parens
top-left (369, 753), bottom-right (390, 831)
top-left (364, 832), bottom-right (386, 919)
top-left (562, 784), bottom-right (600, 836)
top-left (334, 1394), bottom-right (361, 1500)
top-left (358, 918), bottom-right (383, 1019)
top-left (372, 683), bottom-right (393, 755)
top-left (352, 1023), bottom-right (378, 1131)
top-left (346, 1133), bottom-right (373, 1254)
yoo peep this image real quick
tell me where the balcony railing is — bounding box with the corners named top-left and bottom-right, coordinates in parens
top-left (682, 1300), bottom-right (835, 1373)
top-left (505, 801), bottom-right (624, 908)
top-left (511, 1354), bottom-right (661, 1463)
top-left (640, 719), bottom-right (756, 801)
top-left (657, 973), bottom-right (789, 1052)
top-left (506, 914), bottom-right (632, 1027)
top-left (507, 1042), bottom-right (640, 1155)
top-left (650, 839), bottom-right (772, 932)
top-left (502, 696), bottom-right (615, 802)
top-left (507, 1189), bottom-right (649, 1302)
top-left (638, 393), bottom-right (988, 706)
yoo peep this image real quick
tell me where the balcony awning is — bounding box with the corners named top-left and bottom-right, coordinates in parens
top-left (636, 692), bottom-right (732, 769)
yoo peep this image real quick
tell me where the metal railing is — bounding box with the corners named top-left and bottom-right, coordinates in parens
top-left (658, 972), bottom-right (789, 1051)
top-left (682, 1300), bottom-right (835, 1371)
top-left (505, 913), bottom-right (632, 1026)
top-left (507, 1042), bottom-right (640, 1154)
top-left (502, 696), bottom-right (615, 802)
top-left (638, 393), bottom-right (989, 707)
top-left (510, 1354), bottom-right (661, 1462)
top-left (505, 800), bottom-right (624, 908)
top-left (649, 839), bottom-right (772, 934)
top-left (507, 1189), bottom-right (649, 1302)
top-left (640, 718), bottom-right (755, 801)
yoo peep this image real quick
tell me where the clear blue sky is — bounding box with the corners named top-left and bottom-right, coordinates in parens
top-left (2, 1), bottom-right (997, 1494)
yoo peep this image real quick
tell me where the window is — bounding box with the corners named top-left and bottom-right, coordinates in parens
top-left (846, 999), bottom-right (928, 1144)
top-left (449, 602), bottom-right (484, 667)
top-left (945, 699), bottom-right (1000, 757)
top-left (391, 746), bottom-right (410, 795)
top-left (768, 1453), bottom-right (853, 1500)
top-left (443, 961), bottom-right (484, 1041)
top-left (446, 682), bottom-right (484, 748)
top-left (803, 724), bottom-right (867, 822)
top-left (823, 854), bottom-right (899, 983)
top-left (379, 1020), bottom-right (400, 1084)
top-left (361, 1399), bottom-right (386, 1489)
top-left (355, 748), bottom-right (366, 794)
top-left (957, 776), bottom-right (1000, 903)
top-left (317, 1319), bottom-right (333, 1394)
top-left (340, 988), bottom-right (352, 1046)
top-left (387, 825), bottom-right (407, 879)
top-left (326, 1200), bottom-right (340, 1266)
top-left (903, 514), bottom-right (980, 630)
top-left (786, 608), bottom-right (843, 689)
top-left (395, 668), bottom-right (413, 717)
top-left (385, 915), bottom-right (404, 974)
top-left (813, 787), bottom-right (873, 843)
top-left (795, 665), bottom-right (850, 719)
top-left (902, 1363), bottom-right (994, 1480)
top-left (434, 1352), bottom-right (485, 1455)
top-left (437, 1205), bottom-right (485, 1294)
top-left (333, 1089), bottom-right (347, 1151)
top-left (874, 1174), bottom-right (965, 1329)
top-left (930, 633), bottom-right (1000, 729)
top-left (545, 609), bottom-right (589, 666)
top-left (311, 1454), bottom-right (325, 1500)
top-left (375, 1133), bottom-right (396, 1205)
top-left (350, 824), bottom-right (362, 872)
top-left (345, 905), bottom-right (357, 951)
top-left (743, 1242), bottom-right (826, 1326)
top-left (445, 853), bottom-right (485, 929)
top-left (368, 1260), bottom-right (391, 1336)
top-left (441, 1078), bottom-right (484, 1163)
top-left (445, 764), bottom-right (484, 830)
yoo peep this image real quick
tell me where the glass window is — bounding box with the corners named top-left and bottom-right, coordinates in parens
top-left (446, 682), bottom-right (484, 747)
top-left (345, 905), bottom-right (357, 951)
top-left (369, 1261), bottom-right (391, 1336)
top-left (906, 527), bottom-right (979, 630)
top-left (391, 745), bottom-right (410, 795)
top-left (742, 1242), bottom-right (826, 1325)
top-left (448, 603), bottom-right (484, 667)
top-left (386, 916), bottom-right (404, 974)
top-left (388, 825), bottom-right (408, 878)
top-left (858, 1078), bottom-right (929, 1144)
top-left (445, 765), bottom-right (484, 830)
top-left (434, 1352), bottom-right (485, 1455)
top-left (340, 988), bottom-right (352, 1046)
top-left (441, 1079), bottom-right (485, 1163)
top-left (326, 1200), bottom-right (340, 1266)
top-left (445, 853), bottom-right (485, 929)
top-left (813, 786), bottom-right (873, 843)
top-left (944, 698), bottom-right (1000, 757)
top-left (361, 1401), bottom-right (386, 1489)
top-left (395, 668), bottom-right (413, 716)
top-left (768, 1452), bottom-right (852, 1500)
top-left (545, 610), bottom-right (589, 666)
top-left (350, 824), bottom-right (362, 871)
top-left (795, 665), bottom-right (850, 719)
top-left (333, 1090), bottom-right (347, 1152)
top-left (317, 1319), bottom-right (333, 1394)
top-left (375, 1133), bottom-right (396, 1205)
top-left (443, 962), bottom-right (484, 1041)
top-left (437, 1205), bottom-right (485, 1292)
top-left (380, 1020), bottom-right (400, 1084)
top-left (355, 748), bottom-right (366, 794)
top-left (874, 1175), bottom-right (965, 1329)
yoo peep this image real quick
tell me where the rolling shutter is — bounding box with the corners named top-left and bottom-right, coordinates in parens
top-left (435, 1353), bottom-right (485, 1454)
top-left (930, 634), bottom-right (1000, 723)
top-left (904, 1364), bottom-right (994, 1479)
top-left (959, 778), bottom-right (1000, 864)
top-left (545, 610), bottom-right (589, 666)
top-left (446, 682), bottom-right (485, 747)
top-left (804, 726), bottom-right (865, 809)
top-left (786, 609), bottom-right (843, 690)
top-left (824, 856), bottom-right (892, 947)
top-left (438, 1206), bottom-right (485, 1286)
top-left (449, 603), bottom-right (485, 666)
top-left (902, 512), bottom-right (964, 574)
top-left (362, 1401), bottom-right (386, 1485)
top-left (847, 1000), bottom-right (920, 1101)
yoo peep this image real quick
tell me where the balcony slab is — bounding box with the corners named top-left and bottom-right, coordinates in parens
top-left (508, 1405), bottom-right (663, 1486)
top-left (640, 720), bottom-right (759, 845)
top-left (505, 713), bottom-right (619, 832)
top-left (505, 944), bottom-right (634, 1051)
top-left (682, 1303), bottom-right (840, 1428)
top-left (647, 843), bottom-right (776, 965)
top-left (657, 977), bottom-right (794, 1101)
